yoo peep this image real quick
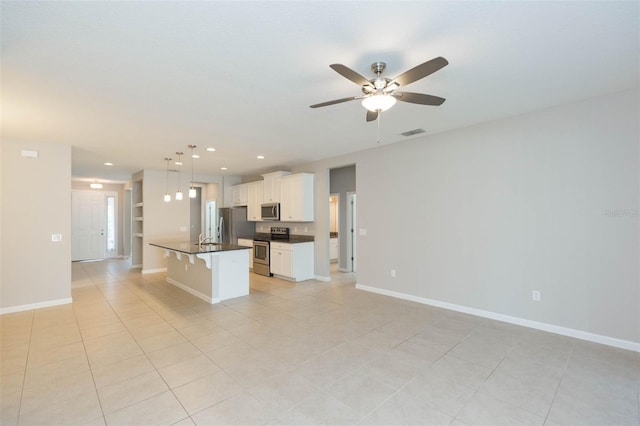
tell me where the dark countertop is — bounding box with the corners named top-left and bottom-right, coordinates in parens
top-left (149, 241), bottom-right (250, 255)
top-left (251, 233), bottom-right (315, 244)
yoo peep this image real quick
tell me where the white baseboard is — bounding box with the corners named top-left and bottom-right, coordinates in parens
top-left (355, 283), bottom-right (640, 353)
top-left (131, 263), bottom-right (142, 269)
top-left (141, 267), bottom-right (167, 275)
top-left (315, 275), bottom-right (331, 282)
top-left (0, 298), bottom-right (73, 315)
top-left (338, 267), bottom-right (351, 273)
top-left (166, 277), bottom-right (219, 304)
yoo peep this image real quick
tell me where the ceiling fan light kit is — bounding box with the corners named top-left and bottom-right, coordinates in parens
top-left (361, 94), bottom-right (396, 112)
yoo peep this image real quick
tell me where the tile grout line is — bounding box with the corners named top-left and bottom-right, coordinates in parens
top-left (14, 309), bottom-right (35, 426)
top-left (72, 282), bottom-right (108, 426)
top-left (542, 339), bottom-right (576, 425)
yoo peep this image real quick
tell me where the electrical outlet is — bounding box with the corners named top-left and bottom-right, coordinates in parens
top-left (294, 227), bottom-right (298, 232)
top-left (179, 226), bottom-right (188, 232)
top-left (532, 290), bottom-right (541, 301)
top-left (359, 228), bottom-right (368, 236)
top-left (391, 269), bottom-right (396, 278)
top-left (304, 227), bottom-right (308, 232)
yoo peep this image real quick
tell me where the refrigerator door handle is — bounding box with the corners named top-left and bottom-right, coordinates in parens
top-left (218, 217), bottom-right (224, 243)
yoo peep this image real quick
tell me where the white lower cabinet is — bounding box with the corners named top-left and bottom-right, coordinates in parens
top-left (237, 238), bottom-right (254, 270)
top-left (270, 241), bottom-right (314, 281)
top-left (330, 238), bottom-right (338, 261)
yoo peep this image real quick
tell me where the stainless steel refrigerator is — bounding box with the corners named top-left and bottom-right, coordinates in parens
top-left (217, 207), bottom-right (255, 244)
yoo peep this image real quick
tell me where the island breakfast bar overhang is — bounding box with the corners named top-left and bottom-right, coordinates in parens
top-left (149, 241), bottom-right (250, 304)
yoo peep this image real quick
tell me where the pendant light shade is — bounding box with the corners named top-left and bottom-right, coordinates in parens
top-left (163, 157), bottom-right (172, 202)
top-left (188, 144), bottom-right (197, 198)
top-left (175, 152), bottom-right (184, 201)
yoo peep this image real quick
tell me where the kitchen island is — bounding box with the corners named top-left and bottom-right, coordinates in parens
top-left (149, 241), bottom-right (250, 304)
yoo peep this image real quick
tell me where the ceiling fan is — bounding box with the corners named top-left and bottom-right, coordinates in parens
top-left (310, 57), bottom-right (448, 122)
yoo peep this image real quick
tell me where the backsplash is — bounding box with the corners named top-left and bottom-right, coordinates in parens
top-left (257, 222), bottom-right (316, 236)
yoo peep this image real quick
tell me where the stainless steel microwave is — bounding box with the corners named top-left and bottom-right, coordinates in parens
top-left (261, 203), bottom-right (280, 221)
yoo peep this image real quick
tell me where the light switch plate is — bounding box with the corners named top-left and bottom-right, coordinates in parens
top-left (51, 234), bottom-right (62, 242)
top-left (21, 149), bottom-right (39, 158)
top-left (359, 228), bottom-right (368, 236)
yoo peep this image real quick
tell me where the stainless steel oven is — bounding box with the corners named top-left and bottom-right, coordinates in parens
top-left (253, 240), bottom-right (271, 276)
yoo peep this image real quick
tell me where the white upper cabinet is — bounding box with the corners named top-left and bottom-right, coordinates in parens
top-left (232, 183), bottom-right (248, 206)
top-left (262, 171), bottom-right (291, 203)
top-left (247, 181), bottom-right (264, 221)
top-left (280, 173), bottom-right (314, 222)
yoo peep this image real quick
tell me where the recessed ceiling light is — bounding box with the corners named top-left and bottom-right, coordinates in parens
top-left (104, 162), bottom-right (113, 166)
top-left (206, 147), bottom-right (216, 152)
top-left (220, 167), bottom-right (228, 171)
top-left (257, 155), bottom-right (265, 159)
top-left (192, 154), bottom-right (200, 159)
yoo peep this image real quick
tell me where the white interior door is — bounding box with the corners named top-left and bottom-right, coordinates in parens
top-left (72, 190), bottom-right (106, 261)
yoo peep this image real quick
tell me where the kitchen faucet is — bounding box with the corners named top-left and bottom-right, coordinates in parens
top-left (198, 233), bottom-right (214, 248)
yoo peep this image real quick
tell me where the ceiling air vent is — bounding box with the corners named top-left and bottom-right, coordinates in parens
top-left (400, 128), bottom-right (426, 137)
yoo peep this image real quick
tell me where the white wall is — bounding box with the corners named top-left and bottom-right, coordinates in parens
top-left (1, 140), bottom-right (72, 311)
top-left (297, 89), bottom-right (639, 346)
top-left (360, 90), bottom-right (638, 344)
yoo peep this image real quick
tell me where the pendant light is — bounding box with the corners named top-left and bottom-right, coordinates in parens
top-left (188, 144), bottom-right (197, 198)
top-left (175, 152), bottom-right (184, 201)
top-left (163, 157), bottom-right (172, 202)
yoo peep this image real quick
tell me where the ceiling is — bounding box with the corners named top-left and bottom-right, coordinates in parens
top-left (2, 1), bottom-right (638, 182)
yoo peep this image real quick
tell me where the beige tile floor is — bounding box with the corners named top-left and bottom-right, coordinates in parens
top-left (1, 259), bottom-right (638, 426)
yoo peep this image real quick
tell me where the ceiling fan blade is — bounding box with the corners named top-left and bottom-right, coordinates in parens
top-left (395, 91), bottom-right (446, 106)
top-left (391, 57), bottom-right (448, 87)
top-left (330, 64), bottom-right (373, 88)
top-left (310, 96), bottom-right (358, 108)
top-left (366, 110), bottom-right (378, 122)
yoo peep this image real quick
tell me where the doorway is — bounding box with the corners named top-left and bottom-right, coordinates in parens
top-left (329, 165), bottom-right (356, 275)
top-left (329, 194), bottom-right (339, 264)
top-left (72, 190), bottom-right (118, 261)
